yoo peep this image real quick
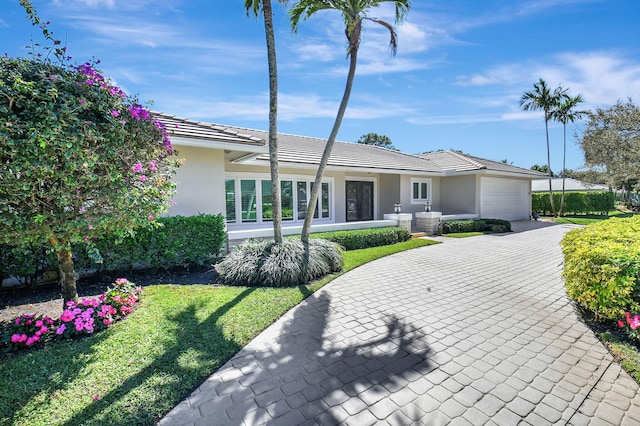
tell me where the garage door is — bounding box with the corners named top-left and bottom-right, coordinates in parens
top-left (480, 177), bottom-right (530, 221)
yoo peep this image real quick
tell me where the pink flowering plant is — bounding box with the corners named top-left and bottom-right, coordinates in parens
top-left (0, 2), bottom-right (182, 305)
top-left (618, 312), bottom-right (640, 342)
top-left (0, 314), bottom-right (56, 350)
top-left (1, 278), bottom-right (141, 353)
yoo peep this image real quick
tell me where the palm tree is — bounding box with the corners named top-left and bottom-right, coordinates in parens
top-left (552, 93), bottom-right (586, 216)
top-left (520, 79), bottom-right (566, 217)
top-left (245, 0), bottom-right (287, 243)
top-left (290, 0), bottom-right (411, 244)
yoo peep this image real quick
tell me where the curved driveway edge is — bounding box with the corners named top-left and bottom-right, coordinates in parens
top-left (159, 222), bottom-right (640, 425)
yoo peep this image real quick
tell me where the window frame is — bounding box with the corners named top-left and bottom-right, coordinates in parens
top-left (410, 177), bottom-right (432, 205)
top-left (224, 173), bottom-right (333, 226)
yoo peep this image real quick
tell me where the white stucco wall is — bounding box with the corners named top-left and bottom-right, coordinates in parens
top-left (168, 146), bottom-right (226, 216)
top-left (440, 174), bottom-right (477, 215)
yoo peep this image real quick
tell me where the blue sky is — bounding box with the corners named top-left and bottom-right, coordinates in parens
top-left (2, 0), bottom-right (639, 172)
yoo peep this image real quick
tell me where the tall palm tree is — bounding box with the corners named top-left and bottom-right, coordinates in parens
top-left (552, 93), bottom-right (586, 216)
top-left (290, 0), bottom-right (411, 244)
top-left (245, 0), bottom-right (287, 243)
top-left (520, 78), bottom-right (566, 217)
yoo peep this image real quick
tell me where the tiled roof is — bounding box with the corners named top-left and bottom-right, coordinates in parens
top-left (420, 150), bottom-right (546, 177)
top-left (245, 131), bottom-right (443, 173)
top-left (154, 113), bottom-right (544, 178)
top-left (153, 112), bottom-right (264, 146)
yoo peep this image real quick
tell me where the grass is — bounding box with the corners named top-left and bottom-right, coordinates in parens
top-left (553, 208), bottom-right (640, 225)
top-left (443, 232), bottom-right (486, 238)
top-left (0, 238), bottom-right (437, 426)
top-left (598, 331), bottom-right (640, 383)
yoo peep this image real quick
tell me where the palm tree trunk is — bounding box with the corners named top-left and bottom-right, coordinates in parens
top-left (52, 237), bottom-right (78, 309)
top-left (262, 0), bottom-right (282, 243)
top-left (544, 116), bottom-right (556, 217)
top-left (560, 123), bottom-right (567, 216)
top-left (301, 48), bottom-right (359, 244)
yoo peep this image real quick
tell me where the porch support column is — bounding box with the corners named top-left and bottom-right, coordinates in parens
top-left (416, 212), bottom-right (442, 235)
top-left (383, 213), bottom-right (413, 234)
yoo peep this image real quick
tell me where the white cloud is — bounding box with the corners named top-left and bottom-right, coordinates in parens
top-left (453, 51), bottom-right (640, 114)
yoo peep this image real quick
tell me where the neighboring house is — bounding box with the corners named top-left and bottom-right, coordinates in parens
top-left (156, 113), bottom-right (544, 239)
top-left (532, 178), bottom-right (609, 193)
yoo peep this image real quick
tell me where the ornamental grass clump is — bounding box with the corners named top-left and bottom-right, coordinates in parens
top-left (216, 239), bottom-right (343, 287)
top-left (0, 278), bottom-right (141, 353)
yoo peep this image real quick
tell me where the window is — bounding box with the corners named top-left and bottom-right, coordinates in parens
top-left (262, 180), bottom-right (273, 221)
top-left (411, 178), bottom-right (431, 204)
top-left (225, 176), bottom-right (331, 225)
top-left (281, 180), bottom-right (293, 221)
top-left (240, 180), bottom-right (257, 222)
top-left (225, 179), bottom-right (236, 223)
top-left (297, 181), bottom-right (308, 220)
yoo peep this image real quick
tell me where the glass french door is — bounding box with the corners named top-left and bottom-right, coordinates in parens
top-left (346, 181), bottom-right (373, 222)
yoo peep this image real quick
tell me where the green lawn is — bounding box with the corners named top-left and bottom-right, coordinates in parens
top-left (553, 209), bottom-right (640, 225)
top-left (443, 232), bottom-right (486, 238)
top-left (0, 238), bottom-right (437, 426)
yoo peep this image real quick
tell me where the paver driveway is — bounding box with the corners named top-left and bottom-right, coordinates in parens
top-left (159, 222), bottom-right (640, 425)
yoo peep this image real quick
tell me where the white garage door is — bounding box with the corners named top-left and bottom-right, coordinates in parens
top-left (480, 177), bottom-right (530, 221)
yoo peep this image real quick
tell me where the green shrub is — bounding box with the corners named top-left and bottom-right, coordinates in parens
top-left (441, 219), bottom-right (511, 234)
top-left (1, 215), bottom-right (226, 283)
top-left (561, 216), bottom-right (640, 320)
top-left (532, 191), bottom-right (615, 215)
top-left (309, 227), bottom-right (410, 250)
top-left (215, 239), bottom-right (343, 286)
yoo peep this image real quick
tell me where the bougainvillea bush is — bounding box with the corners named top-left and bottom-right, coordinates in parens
top-left (0, 278), bottom-right (141, 353)
top-left (0, 1), bottom-right (181, 304)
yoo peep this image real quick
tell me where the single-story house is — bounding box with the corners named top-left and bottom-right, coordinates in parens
top-left (156, 112), bottom-right (544, 239)
top-left (532, 178), bottom-right (609, 192)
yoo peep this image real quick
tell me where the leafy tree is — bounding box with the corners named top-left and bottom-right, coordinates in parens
top-left (579, 98), bottom-right (640, 192)
top-left (531, 164), bottom-right (556, 177)
top-left (520, 78), bottom-right (567, 216)
top-left (290, 0), bottom-right (411, 245)
top-left (357, 132), bottom-right (397, 150)
top-left (0, 2), bottom-right (181, 305)
top-left (552, 92), bottom-right (586, 215)
top-left (245, 0), bottom-right (288, 243)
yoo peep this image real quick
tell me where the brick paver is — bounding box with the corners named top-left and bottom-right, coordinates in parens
top-left (158, 222), bottom-right (640, 425)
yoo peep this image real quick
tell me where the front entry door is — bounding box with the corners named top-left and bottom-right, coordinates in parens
top-left (346, 181), bottom-right (374, 221)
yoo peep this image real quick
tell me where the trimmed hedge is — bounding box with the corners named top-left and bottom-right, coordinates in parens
top-left (309, 227), bottom-right (410, 250)
top-left (1, 214), bottom-right (226, 285)
top-left (441, 219), bottom-right (511, 234)
top-left (533, 191), bottom-right (615, 216)
top-left (561, 216), bottom-right (640, 321)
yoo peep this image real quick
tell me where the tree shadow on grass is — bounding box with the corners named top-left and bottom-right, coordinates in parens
top-left (0, 330), bottom-right (112, 425)
top-left (164, 291), bottom-right (433, 425)
top-left (55, 287), bottom-right (257, 426)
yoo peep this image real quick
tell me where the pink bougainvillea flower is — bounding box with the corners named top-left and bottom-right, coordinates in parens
top-left (139, 175), bottom-right (147, 182)
top-left (78, 99), bottom-right (86, 105)
top-left (115, 278), bottom-right (128, 285)
top-left (149, 160), bottom-right (157, 171)
top-left (618, 320), bottom-right (625, 327)
top-left (56, 324), bottom-right (66, 335)
top-left (131, 162), bottom-right (143, 173)
top-left (111, 110), bottom-right (120, 117)
top-left (79, 206), bottom-right (86, 212)
top-left (11, 334), bottom-right (22, 343)
top-left (93, 394), bottom-right (100, 400)
top-left (148, 215), bottom-right (154, 221)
